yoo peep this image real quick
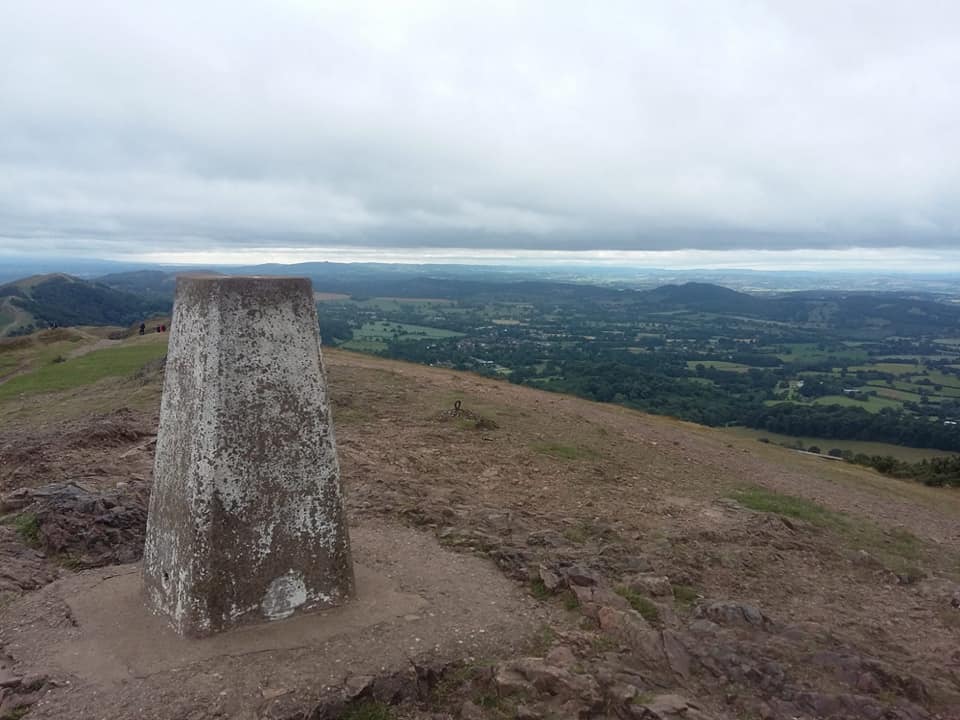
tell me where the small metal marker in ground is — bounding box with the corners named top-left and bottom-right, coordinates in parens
top-left (142, 275), bottom-right (354, 637)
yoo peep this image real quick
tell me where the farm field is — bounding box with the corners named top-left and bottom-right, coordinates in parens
top-left (340, 320), bottom-right (464, 353)
top-left (685, 360), bottom-right (752, 372)
top-left (810, 394), bottom-right (905, 412)
top-left (721, 426), bottom-right (958, 463)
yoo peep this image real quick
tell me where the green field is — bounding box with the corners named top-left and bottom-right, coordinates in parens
top-left (775, 343), bottom-right (868, 363)
top-left (356, 298), bottom-right (455, 312)
top-left (339, 320), bottom-right (463, 353)
top-left (0, 335), bottom-right (168, 401)
top-left (811, 394), bottom-right (903, 412)
top-left (848, 362), bottom-right (919, 375)
top-left (722, 426), bottom-right (957, 462)
top-left (921, 370), bottom-right (960, 389)
top-left (874, 387), bottom-right (923, 402)
top-left (685, 360), bottom-right (753, 373)
top-left (352, 321), bottom-right (464, 341)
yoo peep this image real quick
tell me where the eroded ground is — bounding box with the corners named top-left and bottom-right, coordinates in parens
top-left (1, 342), bottom-right (959, 720)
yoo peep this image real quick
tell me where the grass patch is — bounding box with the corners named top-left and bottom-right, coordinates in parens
top-left (13, 513), bottom-right (40, 547)
top-left (529, 577), bottom-right (551, 600)
top-left (561, 590), bottom-right (580, 611)
top-left (685, 360), bottom-right (754, 373)
top-left (848, 362), bottom-right (918, 375)
top-left (352, 320), bottom-right (464, 342)
top-left (533, 442), bottom-right (599, 461)
top-left (340, 700), bottom-right (393, 720)
top-left (430, 659), bottom-right (491, 707)
top-left (721, 427), bottom-right (956, 463)
top-left (672, 584), bottom-right (700, 607)
top-left (633, 691), bottom-right (656, 706)
top-left (0, 336), bottom-right (168, 401)
top-left (614, 587), bottom-right (660, 624)
top-left (729, 487), bottom-right (926, 576)
top-left (527, 624), bottom-right (557, 655)
top-left (591, 634), bottom-right (618, 653)
top-left (811, 394), bottom-right (904, 413)
top-left (562, 522), bottom-right (592, 545)
top-left (731, 487), bottom-right (842, 526)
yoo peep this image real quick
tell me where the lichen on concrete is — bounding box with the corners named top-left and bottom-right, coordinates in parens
top-left (142, 275), bottom-right (354, 636)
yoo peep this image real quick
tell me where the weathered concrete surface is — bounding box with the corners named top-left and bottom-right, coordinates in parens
top-left (142, 275), bottom-right (353, 636)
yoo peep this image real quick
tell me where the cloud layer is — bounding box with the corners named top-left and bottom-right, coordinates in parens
top-left (2, 1), bottom-right (959, 257)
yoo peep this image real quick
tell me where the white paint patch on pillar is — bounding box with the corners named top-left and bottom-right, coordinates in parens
top-left (261, 571), bottom-right (308, 620)
top-left (142, 275), bottom-right (354, 637)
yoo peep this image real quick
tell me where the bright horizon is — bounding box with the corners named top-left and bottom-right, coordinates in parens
top-left (100, 246), bottom-right (960, 273)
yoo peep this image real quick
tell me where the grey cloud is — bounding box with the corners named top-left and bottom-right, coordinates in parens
top-left (1, 0), bottom-right (959, 257)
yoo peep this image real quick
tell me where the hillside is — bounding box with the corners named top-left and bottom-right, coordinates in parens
top-left (0, 329), bottom-right (958, 719)
top-left (0, 273), bottom-right (170, 337)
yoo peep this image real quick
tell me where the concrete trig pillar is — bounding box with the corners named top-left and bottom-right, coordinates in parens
top-left (143, 275), bottom-right (354, 637)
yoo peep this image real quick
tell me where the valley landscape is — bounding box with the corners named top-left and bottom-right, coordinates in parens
top-left (4, 267), bottom-right (960, 485)
top-left (0, 268), bottom-right (959, 719)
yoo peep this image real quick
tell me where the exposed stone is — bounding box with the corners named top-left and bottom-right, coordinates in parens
top-left (17, 675), bottom-right (46, 693)
top-left (606, 682), bottom-right (639, 704)
top-left (0, 690), bottom-right (38, 719)
top-left (494, 664), bottom-right (534, 696)
top-left (142, 275), bottom-right (354, 637)
top-left (563, 565), bottom-right (600, 587)
top-left (459, 699), bottom-right (485, 720)
top-left (630, 694), bottom-right (715, 720)
top-left (698, 601), bottom-right (775, 630)
top-left (538, 565), bottom-right (563, 592)
top-left (515, 704), bottom-right (543, 720)
top-left (2, 481), bottom-right (148, 569)
top-left (557, 698), bottom-right (593, 719)
top-left (596, 607), bottom-right (692, 683)
top-left (0, 670), bottom-right (20, 689)
top-left (343, 674), bottom-right (374, 700)
top-left (571, 585), bottom-right (632, 619)
top-left (688, 619), bottom-right (720, 635)
top-left (810, 651), bottom-right (929, 704)
top-left (544, 645), bottom-right (576, 668)
top-left (627, 573), bottom-right (673, 597)
top-left (661, 630), bottom-right (692, 680)
top-left (0, 541), bottom-right (59, 594)
top-left (497, 658), bottom-right (601, 706)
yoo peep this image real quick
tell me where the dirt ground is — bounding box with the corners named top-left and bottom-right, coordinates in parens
top-left (1, 348), bottom-right (959, 720)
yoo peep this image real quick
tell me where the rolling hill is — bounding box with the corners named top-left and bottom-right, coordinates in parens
top-left (0, 273), bottom-right (170, 337)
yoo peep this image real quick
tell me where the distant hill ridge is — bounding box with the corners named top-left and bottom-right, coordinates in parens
top-left (0, 273), bottom-right (170, 337)
top-left (3, 266), bottom-right (960, 337)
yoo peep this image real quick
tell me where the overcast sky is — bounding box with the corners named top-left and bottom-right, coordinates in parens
top-left (1, 1), bottom-right (959, 269)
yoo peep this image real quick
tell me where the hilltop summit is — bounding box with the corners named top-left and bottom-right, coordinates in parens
top-left (0, 329), bottom-right (958, 719)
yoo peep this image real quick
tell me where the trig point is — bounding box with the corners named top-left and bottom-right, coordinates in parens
top-left (143, 275), bottom-right (354, 637)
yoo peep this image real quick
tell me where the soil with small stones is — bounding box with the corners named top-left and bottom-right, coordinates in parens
top-left (1, 349), bottom-right (959, 720)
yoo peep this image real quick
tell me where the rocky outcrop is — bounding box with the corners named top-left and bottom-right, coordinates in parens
top-left (1, 480), bottom-right (148, 569)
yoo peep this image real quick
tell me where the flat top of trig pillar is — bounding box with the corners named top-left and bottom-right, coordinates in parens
top-left (174, 274), bottom-right (314, 300)
top-left (176, 273), bottom-right (310, 282)
top-left (175, 273), bottom-right (312, 287)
